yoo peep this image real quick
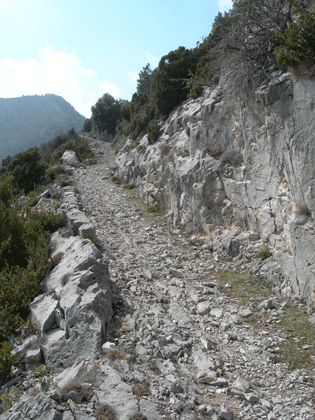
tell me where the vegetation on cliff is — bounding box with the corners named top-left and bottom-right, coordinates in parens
top-left (0, 128), bottom-right (94, 384)
top-left (85, 0), bottom-right (315, 147)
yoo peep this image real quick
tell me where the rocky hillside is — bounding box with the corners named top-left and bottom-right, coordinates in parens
top-left (0, 94), bottom-right (86, 161)
top-left (1, 141), bottom-right (314, 420)
top-left (115, 71), bottom-right (315, 308)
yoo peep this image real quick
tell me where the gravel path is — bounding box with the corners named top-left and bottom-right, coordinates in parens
top-left (73, 137), bottom-right (315, 420)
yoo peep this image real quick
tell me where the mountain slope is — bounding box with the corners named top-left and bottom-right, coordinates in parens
top-left (0, 94), bottom-right (86, 161)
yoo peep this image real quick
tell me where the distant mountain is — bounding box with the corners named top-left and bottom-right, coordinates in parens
top-left (0, 94), bottom-right (86, 162)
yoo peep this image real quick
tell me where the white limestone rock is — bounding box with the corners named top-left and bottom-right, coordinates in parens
top-left (30, 294), bottom-right (59, 333)
top-left (62, 150), bottom-right (80, 168)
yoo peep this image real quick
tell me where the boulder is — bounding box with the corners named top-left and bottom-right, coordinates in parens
top-left (62, 150), bottom-right (80, 168)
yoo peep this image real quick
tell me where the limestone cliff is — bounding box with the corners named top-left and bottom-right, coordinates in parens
top-left (116, 71), bottom-right (315, 306)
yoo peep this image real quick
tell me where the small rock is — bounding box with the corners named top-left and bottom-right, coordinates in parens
top-left (259, 298), bottom-right (277, 310)
top-left (245, 393), bottom-right (259, 403)
top-left (169, 268), bottom-right (183, 278)
top-left (239, 308), bottom-right (253, 318)
top-left (102, 342), bottom-right (117, 353)
top-left (200, 338), bottom-right (213, 350)
top-left (197, 301), bottom-right (210, 315)
top-left (219, 403), bottom-right (234, 420)
top-left (197, 370), bottom-right (217, 384)
top-left (234, 377), bottom-right (250, 393)
top-left (210, 308), bottom-right (223, 318)
top-left (210, 377), bottom-right (228, 387)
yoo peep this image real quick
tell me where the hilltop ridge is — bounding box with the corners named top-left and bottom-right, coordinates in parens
top-left (0, 94), bottom-right (86, 161)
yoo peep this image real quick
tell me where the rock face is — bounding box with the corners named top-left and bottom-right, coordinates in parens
top-left (29, 180), bottom-right (112, 373)
top-left (2, 142), bottom-right (314, 420)
top-left (33, 233), bottom-right (112, 373)
top-left (115, 73), bottom-right (315, 306)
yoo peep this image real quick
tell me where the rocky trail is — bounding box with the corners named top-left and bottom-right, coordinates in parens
top-left (75, 138), bottom-right (314, 419)
top-left (1, 138), bottom-right (315, 420)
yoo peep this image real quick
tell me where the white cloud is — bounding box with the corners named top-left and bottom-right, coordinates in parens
top-left (100, 80), bottom-right (124, 100)
top-left (218, 0), bottom-right (233, 12)
top-left (147, 53), bottom-right (159, 67)
top-left (0, 43), bottom-right (123, 118)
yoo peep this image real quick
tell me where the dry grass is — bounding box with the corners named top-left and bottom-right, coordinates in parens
top-left (129, 414), bottom-right (148, 420)
top-left (106, 349), bottom-right (126, 362)
top-left (137, 145), bottom-right (146, 154)
top-left (215, 267), bottom-right (269, 305)
top-left (296, 202), bottom-right (312, 216)
top-left (213, 267), bottom-right (315, 371)
top-left (292, 61), bottom-right (315, 81)
top-left (133, 380), bottom-right (150, 399)
top-left (60, 380), bottom-right (93, 403)
top-left (220, 149), bottom-right (243, 167)
top-left (203, 144), bottom-right (222, 160)
top-left (160, 145), bottom-right (171, 158)
top-left (147, 358), bottom-right (161, 375)
top-left (96, 404), bottom-right (117, 420)
top-left (51, 252), bottom-right (64, 267)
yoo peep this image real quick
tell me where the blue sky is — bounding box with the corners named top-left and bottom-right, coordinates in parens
top-left (0, 0), bottom-right (233, 118)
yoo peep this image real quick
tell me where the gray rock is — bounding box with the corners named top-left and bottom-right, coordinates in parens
top-left (210, 307), bottom-right (223, 318)
top-left (139, 399), bottom-right (162, 419)
top-left (259, 298), bottom-right (277, 310)
top-left (239, 308), bottom-right (253, 318)
top-left (78, 223), bottom-right (96, 240)
top-left (197, 301), bottom-right (211, 315)
top-left (0, 393), bottom-right (62, 420)
top-left (169, 268), bottom-right (182, 278)
top-left (234, 377), bottom-right (250, 393)
top-left (30, 294), bottom-right (59, 333)
top-left (245, 393), bottom-right (259, 403)
top-left (96, 364), bottom-right (138, 420)
top-left (197, 370), bottom-right (217, 384)
top-left (219, 403), bottom-right (234, 420)
top-left (102, 342), bottom-right (117, 353)
top-left (62, 150), bottom-right (80, 168)
top-left (38, 233), bottom-right (112, 373)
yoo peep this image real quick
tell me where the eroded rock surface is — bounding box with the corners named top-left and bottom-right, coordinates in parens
top-left (115, 73), bottom-right (315, 306)
top-left (2, 141), bottom-right (314, 420)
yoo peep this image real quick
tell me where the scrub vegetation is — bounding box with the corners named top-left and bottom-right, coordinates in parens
top-left (0, 127), bottom-right (94, 385)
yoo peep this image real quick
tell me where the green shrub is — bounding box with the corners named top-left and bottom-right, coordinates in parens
top-left (83, 118), bottom-right (93, 132)
top-left (0, 342), bottom-right (18, 386)
top-left (257, 243), bottom-right (271, 260)
top-left (147, 121), bottom-right (160, 145)
top-left (51, 138), bottom-right (95, 164)
top-left (34, 364), bottom-right (51, 390)
top-left (272, 2), bottom-right (315, 68)
top-left (0, 148), bottom-right (47, 195)
top-left (32, 212), bottom-right (67, 234)
top-left (0, 178), bottom-right (63, 341)
top-left (59, 179), bottom-right (69, 188)
top-left (46, 166), bottom-right (65, 181)
top-left (188, 83), bottom-right (202, 99)
top-left (0, 388), bottom-right (19, 413)
top-left (122, 184), bottom-right (136, 190)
